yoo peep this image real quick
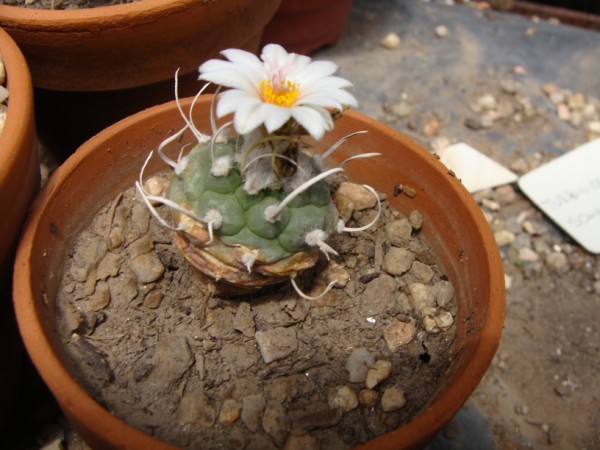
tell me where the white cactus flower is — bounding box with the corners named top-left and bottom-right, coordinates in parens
top-left (198, 43), bottom-right (357, 140)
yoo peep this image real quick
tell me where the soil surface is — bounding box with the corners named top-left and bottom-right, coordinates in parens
top-left (0, 0), bottom-right (135, 9)
top-left (54, 177), bottom-right (456, 450)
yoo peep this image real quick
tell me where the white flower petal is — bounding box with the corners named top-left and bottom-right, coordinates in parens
top-left (234, 102), bottom-right (269, 134)
top-left (262, 104), bottom-right (292, 133)
top-left (291, 106), bottom-right (329, 140)
top-left (220, 48), bottom-right (266, 85)
top-left (299, 89), bottom-right (357, 109)
top-left (217, 89), bottom-right (261, 117)
top-left (292, 60), bottom-right (338, 84)
top-left (200, 44), bottom-right (356, 138)
top-left (199, 66), bottom-right (258, 94)
top-left (221, 48), bottom-right (262, 68)
top-left (302, 75), bottom-right (354, 90)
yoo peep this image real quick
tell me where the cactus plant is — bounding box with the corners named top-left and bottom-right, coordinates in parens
top-left (137, 44), bottom-right (380, 296)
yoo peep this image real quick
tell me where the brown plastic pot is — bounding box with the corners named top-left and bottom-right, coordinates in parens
top-left (0, 26), bottom-right (38, 430)
top-left (13, 96), bottom-right (505, 449)
top-left (261, 0), bottom-right (353, 55)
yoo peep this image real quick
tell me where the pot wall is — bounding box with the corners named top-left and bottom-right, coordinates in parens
top-left (14, 96), bottom-right (504, 450)
top-left (261, 0), bottom-right (353, 55)
top-left (0, 26), bottom-right (38, 431)
top-left (0, 0), bottom-right (282, 91)
top-left (0, 27), bottom-right (38, 272)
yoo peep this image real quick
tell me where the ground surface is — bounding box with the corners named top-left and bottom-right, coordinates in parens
top-left (314, 1), bottom-right (599, 449)
top-left (2, 0), bottom-right (600, 449)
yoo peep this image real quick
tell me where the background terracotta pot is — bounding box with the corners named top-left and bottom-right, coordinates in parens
top-left (261, 0), bottom-right (353, 55)
top-left (0, 26), bottom-right (38, 431)
top-left (13, 96), bottom-right (505, 449)
top-left (0, 0), bottom-right (281, 157)
top-left (0, 0), bottom-right (281, 92)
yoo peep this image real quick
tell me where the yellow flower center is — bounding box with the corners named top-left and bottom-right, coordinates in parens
top-left (259, 79), bottom-right (300, 107)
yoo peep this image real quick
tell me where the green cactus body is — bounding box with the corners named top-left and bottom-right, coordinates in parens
top-left (166, 138), bottom-right (340, 291)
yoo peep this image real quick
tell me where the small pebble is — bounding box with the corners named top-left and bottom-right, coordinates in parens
top-left (434, 25), bottom-right (449, 38)
top-left (328, 386), bottom-right (358, 412)
top-left (345, 348), bottom-right (375, 383)
top-left (144, 176), bottom-right (170, 200)
top-left (383, 247), bottom-right (414, 276)
top-left (432, 280), bottom-right (454, 307)
top-left (494, 229), bottom-right (515, 247)
top-left (387, 101), bottom-right (412, 118)
top-left (143, 290), bottom-right (163, 309)
top-left (380, 32), bottom-right (401, 49)
top-left (385, 219), bottom-right (413, 244)
top-left (218, 398), bottom-right (243, 425)
top-left (518, 247), bottom-right (539, 262)
top-left (434, 310), bottom-right (454, 329)
top-left (86, 281), bottom-right (111, 312)
top-left (283, 432), bottom-right (319, 450)
top-left (422, 312), bottom-right (440, 333)
top-left (129, 253), bottom-right (165, 283)
top-left (481, 198), bottom-right (501, 211)
top-left (383, 318), bottom-right (416, 351)
top-left (255, 327), bottom-right (297, 364)
top-left (545, 252), bottom-right (569, 273)
top-left (408, 283), bottom-right (436, 313)
top-left (477, 94), bottom-right (497, 111)
top-left (179, 389), bottom-right (216, 427)
top-left (358, 389), bottom-right (379, 408)
top-left (262, 400), bottom-right (290, 446)
top-left (241, 394), bottom-right (266, 432)
top-left (381, 387), bottom-right (407, 411)
top-left (409, 210), bottom-right (423, 230)
top-left (335, 182), bottom-right (378, 211)
top-left (410, 261), bottom-right (435, 284)
top-left (586, 121), bottom-right (600, 134)
top-left (365, 360), bottom-right (392, 389)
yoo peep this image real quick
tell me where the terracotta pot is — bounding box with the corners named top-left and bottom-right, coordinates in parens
top-left (0, 26), bottom-right (38, 430)
top-left (0, 0), bottom-right (281, 92)
top-left (0, 0), bottom-right (281, 157)
top-left (0, 27), bottom-right (38, 273)
top-left (13, 96), bottom-right (505, 449)
top-left (261, 0), bottom-right (353, 55)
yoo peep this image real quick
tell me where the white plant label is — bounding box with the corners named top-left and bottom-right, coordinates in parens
top-left (437, 142), bottom-right (518, 193)
top-left (518, 138), bottom-right (600, 254)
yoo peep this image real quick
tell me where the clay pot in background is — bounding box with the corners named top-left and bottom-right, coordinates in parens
top-left (0, 0), bottom-right (281, 158)
top-left (0, 26), bottom-right (38, 431)
top-left (13, 95), bottom-right (504, 449)
top-left (261, 0), bottom-right (353, 55)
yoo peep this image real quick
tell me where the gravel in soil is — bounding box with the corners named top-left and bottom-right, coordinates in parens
top-left (55, 179), bottom-right (457, 450)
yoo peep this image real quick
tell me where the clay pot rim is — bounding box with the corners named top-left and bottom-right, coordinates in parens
top-left (0, 28), bottom-right (34, 177)
top-left (14, 96), bottom-right (505, 450)
top-left (0, 0), bottom-right (229, 30)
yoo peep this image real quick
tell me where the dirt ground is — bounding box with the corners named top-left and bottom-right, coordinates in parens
top-left (2, 1), bottom-right (599, 449)
top-left (314, 1), bottom-right (600, 449)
